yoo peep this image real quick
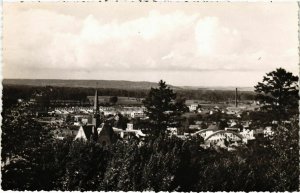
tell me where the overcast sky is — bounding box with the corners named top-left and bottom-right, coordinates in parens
top-left (3, 2), bottom-right (298, 87)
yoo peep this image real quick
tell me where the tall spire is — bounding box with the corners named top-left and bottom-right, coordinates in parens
top-left (93, 89), bottom-right (100, 129)
top-left (94, 89), bottom-right (99, 112)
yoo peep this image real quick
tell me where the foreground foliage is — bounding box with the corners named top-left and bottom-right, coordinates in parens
top-left (1, 107), bottom-right (298, 191)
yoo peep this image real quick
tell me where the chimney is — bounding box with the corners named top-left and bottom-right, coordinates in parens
top-left (94, 90), bottom-right (99, 112)
top-left (235, 88), bottom-right (238, 107)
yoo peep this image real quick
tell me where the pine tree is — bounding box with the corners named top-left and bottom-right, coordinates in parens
top-left (254, 68), bottom-right (298, 120)
top-left (143, 80), bottom-right (188, 136)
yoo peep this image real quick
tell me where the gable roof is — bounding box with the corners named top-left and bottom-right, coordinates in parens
top-left (75, 125), bottom-right (94, 141)
top-left (82, 125), bottom-right (94, 140)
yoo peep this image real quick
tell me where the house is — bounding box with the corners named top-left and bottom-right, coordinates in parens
top-left (264, 126), bottom-right (274, 137)
top-left (74, 114), bottom-right (92, 125)
top-left (74, 125), bottom-right (97, 141)
top-left (103, 110), bottom-right (117, 116)
top-left (189, 125), bottom-right (201, 130)
top-left (229, 121), bottom-right (236, 127)
top-left (127, 123), bottom-right (134, 130)
top-left (206, 134), bottom-right (226, 144)
top-left (198, 109), bottom-right (210, 115)
top-left (130, 111), bottom-right (145, 118)
top-left (167, 127), bottom-right (178, 135)
top-left (239, 129), bottom-right (255, 143)
top-left (113, 126), bottom-right (146, 140)
top-left (189, 104), bottom-right (198, 112)
top-left (192, 124), bottom-right (219, 138)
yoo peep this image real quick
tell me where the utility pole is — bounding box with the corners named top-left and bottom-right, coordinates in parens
top-left (235, 88), bottom-right (238, 107)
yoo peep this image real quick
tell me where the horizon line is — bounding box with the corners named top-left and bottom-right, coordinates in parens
top-left (3, 78), bottom-right (255, 89)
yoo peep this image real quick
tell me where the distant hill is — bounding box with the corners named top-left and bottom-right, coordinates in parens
top-left (3, 79), bottom-right (254, 91)
top-left (3, 79), bottom-right (181, 90)
top-left (180, 86), bottom-right (255, 91)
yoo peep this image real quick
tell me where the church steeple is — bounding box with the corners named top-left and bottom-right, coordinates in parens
top-left (92, 90), bottom-right (100, 128)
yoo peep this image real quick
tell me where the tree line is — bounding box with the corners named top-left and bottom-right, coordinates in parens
top-left (2, 85), bottom-right (256, 108)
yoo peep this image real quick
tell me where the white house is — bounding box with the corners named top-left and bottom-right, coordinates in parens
top-left (167, 127), bottom-right (178, 135)
top-left (189, 104), bottom-right (198, 112)
top-left (264, 126), bottom-right (274, 137)
top-left (239, 129), bottom-right (255, 143)
top-left (127, 123), bottom-right (134, 130)
top-left (113, 126), bottom-right (146, 139)
top-left (206, 134), bottom-right (226, 143)
top-left (130, 111), bottom-right (145, 118)
top-left (103, 111), bottom-right (116, 116)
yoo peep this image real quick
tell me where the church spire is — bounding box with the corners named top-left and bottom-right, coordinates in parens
top-left (92, 89), bottom-right (100, 129)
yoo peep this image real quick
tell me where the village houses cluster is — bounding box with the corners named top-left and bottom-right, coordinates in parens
top-left (23, 89), bottom-right (276, 150)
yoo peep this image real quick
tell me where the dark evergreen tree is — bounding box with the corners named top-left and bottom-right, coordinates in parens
top-left (143, 80), bottom-right (188, 136)
top-left (109, 96), bottom-right (118, 105)
top-left (115, 113), bottom-right (129, 130)
top-left (254, 68), bottom-right (298, 120)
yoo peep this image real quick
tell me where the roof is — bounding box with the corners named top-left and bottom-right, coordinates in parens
top-left (204, 130), bottom-right (243, 141)
top-left (75, 125), bottom-right (95, 141)
top-left (82, 125), bottom-right (94, 140)
top-left (191, 124), bottom-right (219, 136)
top-left (99, 124), bottom-right (115, 137)
top-left (112, 127), bottom-right (146, 137)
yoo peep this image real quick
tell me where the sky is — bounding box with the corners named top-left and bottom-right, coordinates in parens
top-left (3, 2), bottom-right (299, 87)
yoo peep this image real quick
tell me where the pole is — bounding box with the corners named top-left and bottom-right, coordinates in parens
top-left (235, 88), bottom-right (238, 107)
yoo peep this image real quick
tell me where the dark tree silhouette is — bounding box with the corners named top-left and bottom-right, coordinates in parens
top-left (254, 68), bottom-right (298, 120)
top-left (1, 106), bottom-right (54, 190)
top-left (109, 96), bottom-right (118, 105)
top-left (143, 80), bottom-right (188, 136)
top-left (115, 113), bottom-right (129, 130)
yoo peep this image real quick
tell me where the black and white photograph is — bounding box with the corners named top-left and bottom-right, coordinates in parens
top-left (1, 1), bottom-right (299, 191)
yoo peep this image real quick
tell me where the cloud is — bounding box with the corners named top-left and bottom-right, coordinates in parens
top-left (80, 10), bottom-right (198, 43)
top-left (161, 52), bottom-right (175, 60)
top-left (195, 17), bottom-right (219, 55)
top-left (4, 9), bottom-right (200, 71)
top-left (3, 3), bottom-right (298, 87)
